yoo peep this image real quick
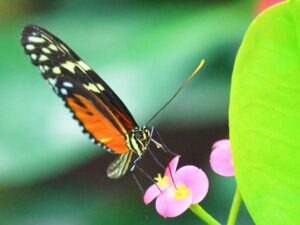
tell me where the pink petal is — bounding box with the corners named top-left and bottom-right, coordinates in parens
top-left (164, 156), bottom-right (180, 178)
top-left (155, 187), bottom-right (192, 218)
top-left (174, 166), bottom-right (209, 204)
top-left (144, 183), bottom-right (162, 205)
top-left (210, 140), bottom-right (235, 177)
top-left (212, 139), bottom-right (230, 149)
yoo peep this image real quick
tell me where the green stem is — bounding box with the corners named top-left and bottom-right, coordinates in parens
top-left (189, 204), bottom-right (221, 225)
top-left (227, 188), bottom-right (242, 225)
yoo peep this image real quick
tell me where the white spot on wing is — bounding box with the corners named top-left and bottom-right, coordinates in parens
top-left (63, 82), bottom-right (73, 88)
top-left (42, 47), bottom-right (51, 54)
top-left (60, 88), bottom-right (68, 95)
top-left (48, 78), bottom-right (57, 86)
top-left (25, 44), bottom-right (35, 50)
top-left (28, 36), bottom-right (45, 43)
top-left (49, 44), bottom-right (58, 51)
top-left (78, 60), bottom-right (91, 71)
top-left (31, 54), bottom-right (37, 60)
top-left (39, 55), bottom-right (49, 61)
top-left (59, 44), bottom-right (69, 53)
top-left (83, 83), bottom-right (105, 93)
top-left (52, 67), bottom-right (61, 74)
top-left (61, 61), bottom-right (76, 74)
top-left (40, 34), bottom-right (52, 43)
top-left (96, 84), bottom-right (105, 91)
top-left (44, 65), bottom-right (49, 71)
top-left (39, 65), bottom-right (45, 73)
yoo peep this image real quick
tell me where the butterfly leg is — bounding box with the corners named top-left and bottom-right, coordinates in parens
top-left (147, 147), bottom-right (166, 170)
top-left (132, 171), bottom-right (145, 194)
top-left (130, 153), bottom-right (143, 172)
top-left (134, 164), bottom-right (163, 192)
top-left (130, 156), bottom-right (163, 192)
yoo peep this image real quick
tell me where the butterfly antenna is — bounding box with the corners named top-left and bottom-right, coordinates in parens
top-left (146, 59), bottom-right (205, 126)
top-left (132, 172), bottom-right (145, 194)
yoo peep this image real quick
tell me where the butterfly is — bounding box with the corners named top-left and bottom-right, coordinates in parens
top-left (21, 25), bottom-right (153, 179)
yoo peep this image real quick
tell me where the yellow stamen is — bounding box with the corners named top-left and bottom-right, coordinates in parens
top-left (154, 173), bottom-right (169, 188)
top-left (174, 185), bottom-right (190, 200)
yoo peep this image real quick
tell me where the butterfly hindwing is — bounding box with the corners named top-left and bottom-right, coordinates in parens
top-left (107, 151), bottom-right (133, 179)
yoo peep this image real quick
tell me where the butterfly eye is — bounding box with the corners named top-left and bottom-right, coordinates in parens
top-left (135, 131), bottom-right (144, 139)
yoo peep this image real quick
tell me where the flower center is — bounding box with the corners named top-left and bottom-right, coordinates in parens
top-left (174, 185), bottom-right (190, 200)
top-left (154, 173), bottom-right (169, 188)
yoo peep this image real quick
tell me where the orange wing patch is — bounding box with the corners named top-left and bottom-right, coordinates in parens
top-left (66, 94), bottom-right (129, 154)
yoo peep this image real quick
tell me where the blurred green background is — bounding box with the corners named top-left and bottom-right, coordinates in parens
top-left (0, 0), bottom-right (255, 224)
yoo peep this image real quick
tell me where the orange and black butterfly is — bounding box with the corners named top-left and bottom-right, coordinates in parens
top-left (21, 25), bottom-right (152, 179)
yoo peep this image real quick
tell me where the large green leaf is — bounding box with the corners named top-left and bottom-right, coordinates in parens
top-left (230, 1), bottom-right (300, 224)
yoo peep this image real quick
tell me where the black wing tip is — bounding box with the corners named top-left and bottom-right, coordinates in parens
top-left (21, 24), bottom-right (39, 44)
top-left (21, 24), bottom-right (48, 42)
top-left (22, 24), bottom-right (43, 33)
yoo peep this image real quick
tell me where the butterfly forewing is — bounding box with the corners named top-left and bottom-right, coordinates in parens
top-left (21, 25), bottom-right (138, 156)
top-left (21, 25), bottom-right (137, 130)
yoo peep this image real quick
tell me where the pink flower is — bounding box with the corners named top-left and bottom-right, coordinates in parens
top-left (144, 156), bottom-right (209, 218)
top-left (210, 139), bottom-right (235, 177)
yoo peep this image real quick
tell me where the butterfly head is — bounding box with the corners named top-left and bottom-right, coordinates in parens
top-left (133, 126), bottom-right (151, 143)
top-left (128, 126), bottom-right (151, 155)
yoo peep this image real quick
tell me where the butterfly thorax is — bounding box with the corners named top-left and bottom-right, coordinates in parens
top-left (126, 126), bottom-right (151, 155)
